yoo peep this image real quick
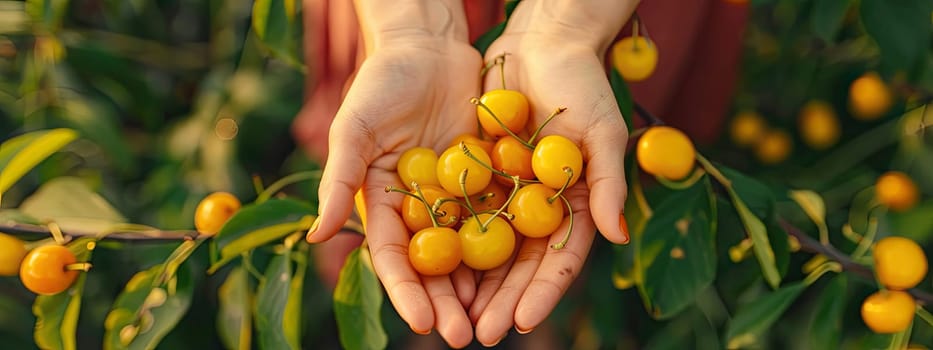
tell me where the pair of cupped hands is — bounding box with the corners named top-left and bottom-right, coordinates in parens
top-left (303, 1), bottom-right (637, 347)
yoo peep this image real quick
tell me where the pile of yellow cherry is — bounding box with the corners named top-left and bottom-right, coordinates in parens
top-left (388, 87), bottom-right (582, 276)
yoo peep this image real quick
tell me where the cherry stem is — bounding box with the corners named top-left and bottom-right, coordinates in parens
top-left (470, 98), bottom-right (535, 149)
top-left (477, 210), bottom-right (513, 220)
top-left (439, 215), bottom-right (459, 227)
top-left (48, 222), bottom-right (66, 245)
top-left (65, 262), bottom-right (92, 272)
top-left (638, 12), bottom-right (654, 50)
top-left (430, 197), bottom-right (455, 213)
top-left (481, 176), bottom-right (521, 230)
top-left (528, 107), bottom-right (567, 145)
top-left (412, 183), bottom-right (441, 228)
top-left (850, 214), bottom-right (879, 260)
top-left (550, 194), bottom-right (574, 250)
top-left (480, 53), bottom-right (507, 77)
top-left (632, 14), bottom-right (641, 51)
top-left (460, 141), bottom-right (539, 185)
top-left (499, 54), bottom-right (507, 90)
top-left (251, 175), bottom-right (265, 197)
top-left (548, 167), bottom-right (574, 204)
top-left (385, 183), bottom-right (440, 228)
top-left (458, 169), bottom-right (485, 232)
top-left (431, 197), bottom-right (463, 227)
top-left (802, 261), bottom-right (842, 286)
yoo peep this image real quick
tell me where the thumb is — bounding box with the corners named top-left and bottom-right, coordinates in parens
top-left (583, 117), bottom-right (630, 245)
top-left (307, 115), bottom-right (376, 243)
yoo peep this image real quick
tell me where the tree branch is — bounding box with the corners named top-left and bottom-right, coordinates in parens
top-left (780, 219), bottom-right (933, 306)
top-left (633, 102), bottom-right (664, 126)
top-left (0, 223), bottom-right (199, 242)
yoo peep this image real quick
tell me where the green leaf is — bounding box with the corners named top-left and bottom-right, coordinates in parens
top-left (766, 217), bottom-right (790, 278)
top-left (252, 0), bottom-right (304, 71)
top-left (809, 275), bottom-right (848, 349)
top-left (887, 200), bottom-right (933, 242)
top-left (19, 176), bottom-right (127, 233)
top-left (504, 0), bottom-right (521, 18)
top-left (473, 22), bottom-right (505, 57)
top-left (643, 317), bottom-right (691, 350)
top-left (610, 68), bottom-right (635, 131)
top-left (103, 263), bottom-right (194, 350)
top-left (732, 197), bottom-right (781, 288)
top-left (334, 246), bottom-right (387, 350)
top-left (0, 128), bottom-right (78, 195)
top-left (789, 190), bottom-right (828, 242)
top-left (718, 166), bottom-right (783, 288)
top-left (283, 247), bottom-right (307, 349)
top-left (724, 282), bottom-right (807, 349)
top-left (860, 0), bottom-right (933, 76)
top-left (33, 237), bottom-right (96, 350)
top-left (255, 253), bottom-right (296, 350)
top-left (217, 267), bottom-right (252, 350)
top-left (213, 198), bottom-right (313, 250)
top-left (810, 0), bottom-right (850, 44)
top-left (58, 99), bottom-right (134, 174)
top-left (0, 293), bottom-right (33, 340)
top-left (161, 240), bottom-right (201, 285)
top-left (637, 178), bottom-right (717, 319)
top-left (693, 313), bottom-right (722, 350)
top-left (24, 0), bottom-right (69, 30)
top-left (0, 209), bottom-right (41, 225)
top-left (719, 166), bottom-right (775, 218)
top-left (616, 157), bottom-right (649, 289)
top-left (209, 198), bottom-right (314, 272)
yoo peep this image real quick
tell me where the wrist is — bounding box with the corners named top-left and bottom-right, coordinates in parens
top-left (353, 0), bottom-right (469, 53)
top-left (503, 0), bottom-right (639, 53)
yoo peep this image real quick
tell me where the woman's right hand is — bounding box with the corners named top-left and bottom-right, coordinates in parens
top-left (303, 1), bottom-right (483, 347)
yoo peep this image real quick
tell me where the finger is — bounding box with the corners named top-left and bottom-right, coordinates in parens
top-left (582, 113), bottom-right (630, 244)
top-left (364, 170), bottom-right (435, 333)
top-left (451, 264), bottom-right (477, 309)
top-left (473, 238), bottom-right (548, 347)
top-left (307, 114), bottom-right (376, 243)
top-left (423, 275), bottom-right (474, 349)
top-left (514, 188), bottom-right (596, 332)
top-left (468, 234), bottom-right (526, 323)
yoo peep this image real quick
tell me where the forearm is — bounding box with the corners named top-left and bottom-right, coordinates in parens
top-left (352, 0), bottom-right (470, 53)
top-left (504, 0), bottom-right (640, 53)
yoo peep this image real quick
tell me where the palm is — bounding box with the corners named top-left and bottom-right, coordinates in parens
top-left (314, 41), bottom-right (483, 347)
top-left (468, 33), bottom-right (630, 344)
top-left (340, 47), bottom-right (482, 156)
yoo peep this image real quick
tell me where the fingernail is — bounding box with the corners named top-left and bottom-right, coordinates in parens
top-left (619, 213), bottom-right (630, 245)
top-left (487, 335), bottom-right (506, 347)
top-left (515, 325), bottom-right (534, 335)
top-left (412, 327), bottom-right (431, 335)
top-left (305, 216), bottom-right (322, 242)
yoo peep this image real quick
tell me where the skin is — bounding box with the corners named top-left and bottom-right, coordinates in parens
top-left (306, 1), bottom-right (482, 347)
top-left (305, 0), bottom-right (634, 346)
top-left (466, 2), bottom-right (636, 344)
top-left (294, 0), bottom-right (748, 347)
